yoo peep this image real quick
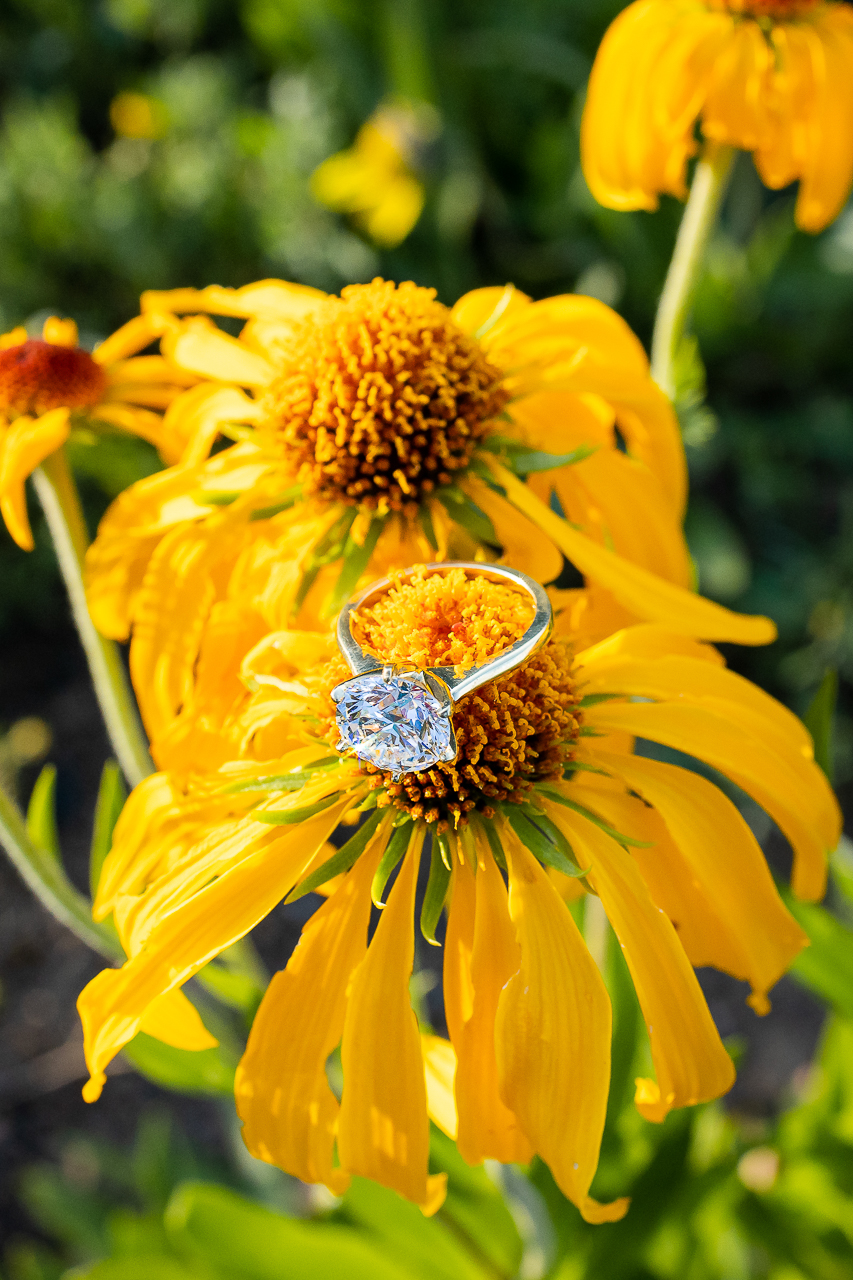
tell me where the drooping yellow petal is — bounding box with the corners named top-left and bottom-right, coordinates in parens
top-left (236, 833), bottom-right (385, 1192)
top-left (422, 1036), bottom-right (458, 1140)
top-left (78, 797), bottom-right (351, 1101)
top-left (490, 460), bottom-right (776, 644)
top-left (450, 285), bottom-right (532, 337)
top-left (161, 317), bottom-right (275, 387)
top-left (586, 700), bottom-right (839, 901)
top-left (141, 279), bottom-right (326, 321)
top-left (562, 807), bottom-right (736, 1123)
top-left (93, 312), bottom-right (178, 367)
top-left (338, 835), bottom-right (447, 1214)
top-left (138, 987), bottom-right (219, 1050)
top-left (442, 855), bottom-right (477, 1048)
top-left (0, 408), bottom-right (71, 549)
top-left (160, 383), bottom-right (263, 467)
top-left (496, 825), bottom-right (628, 1224)
top-left (586, 754), bottom-right (808, 1013)
top-left (462, 475), bottom-right (563, 586)
top-left (42, 316), bottom-right (79, 347)
top-left (455, 844), bottom-right (532, 1166)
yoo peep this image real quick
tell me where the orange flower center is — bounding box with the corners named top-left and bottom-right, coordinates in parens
top-left (321, 568), bottom-right (581, 826)
top-left (261, 279), bottom-right (509, 514)
top-left (0, 340), bottom-right (107, 418)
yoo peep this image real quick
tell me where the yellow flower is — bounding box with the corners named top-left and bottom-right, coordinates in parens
top-left (76, 569), bottom-right (839, 1221)
top-left (84, 276), bottom-right (775, 749)
top-left (581, 0), bottom-right (853, 233)
top-left (0, 313), bottom-right (198, 550)
top-left (311, 102), bottom-right (436, 246)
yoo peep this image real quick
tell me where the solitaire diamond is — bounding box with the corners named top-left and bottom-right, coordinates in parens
top-left (334, 672), bottom-right (454, 776)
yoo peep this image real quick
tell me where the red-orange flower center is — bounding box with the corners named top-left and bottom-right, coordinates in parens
top-left (0, 340), bottom-right (107, 418)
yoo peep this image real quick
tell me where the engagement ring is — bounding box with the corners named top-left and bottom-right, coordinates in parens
top-left (332, 562), bottom-right (553, 778)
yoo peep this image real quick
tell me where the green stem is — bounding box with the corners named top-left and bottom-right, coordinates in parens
top-left (0, 779), bottom-right (122, 960)
top-left (650, 144), bottom-right (735, 402)
top-left (33, 448), bottom-right (152, 788)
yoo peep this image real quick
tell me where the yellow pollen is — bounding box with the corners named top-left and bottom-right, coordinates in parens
top-left (323, 568), bottom-right (581, 825)
top-left (260, 279), bottom-right (510, 513)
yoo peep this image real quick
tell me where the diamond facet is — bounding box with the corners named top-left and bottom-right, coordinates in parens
top-left (334, 672), bottom-right (454, 775)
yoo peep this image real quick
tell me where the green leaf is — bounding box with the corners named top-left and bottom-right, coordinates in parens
top-left (371, 820), bottom-right (414, 907)
top-left (339, 1176), bottom-right (489, 1280)
top-left (435, 489), bottom-right (498, 545)
top-left (477, 816), bottom-right (507, 871)
top-left (120, 1034), bottom-right (237, 1098)
top-left (90, 760), bottom-right (127, 898)
top-left (420, 838), bottom-right (451, 945)
top-left (285, 809), bottom-right (385, 903)
top-left (254, 793), bottom-right (340, 824)
top-left (503, 805), bottom-right (587, 878)
top-left (579, 692), bottom-right (626, 707)
top-left (198, 490), bottom-right (241, 506)
top-left (428, 1129), bottom-right (524, 1279)
top-left (194, 940), bottom-right (268, 1017)
top-left (165, 1181), bottom-right (418, 1280)
top-left (69, 1259), bottom-right (197, 1280)
top-left (327, 514), bottom-right (386, 616)
top-left (26, 764), bottom-right (60, 864)
top-left (785, 893), bottom-right (853, 1021)
top-left (803, 668), bottom-right (837, 782)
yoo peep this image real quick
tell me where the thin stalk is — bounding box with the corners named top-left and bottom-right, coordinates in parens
top-left (33, 449), bottom-right (152, 787)
top-left (650, 144), bottom-right (735, 402)
top-left (0, 780), bottom-right (122, 961)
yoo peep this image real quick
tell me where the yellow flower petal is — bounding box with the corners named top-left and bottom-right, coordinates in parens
top-left (462, 475), bottom-right (563, 586)
top-left (160, 384), bottom-right (263, 467)
top-left (0, 408), bottom-right (71, 549)
top-left (496, 824), bottom-right (628, 1224)
top-left (490, 460), bottom-right (776, 644)
top-left (454, 844), bottom-right (533, 1166)
top-left (141, 280), bottom-right (326, 321)
top-left (338, 834), bottom-right (446, 1214)
top-left (236, 834), bottom-right (384, 1192)
top-left (562, 807), bottom-right (736, 1123)
top-left (42, 316), bottom-right (79, 347)
top-left (139, 987), bottom-right (219, 1050)
top-left (586, 754), bottom-right (808, 1013)
top-left (78, 796), bottom-right (351, 1098)
top-left (422, 1035), bottom-right (458, 1141)
top-left (93, 312), bottom-right (178, 367)
top-left (443, 856), bottom-right (476, 1047)
top-left (161, 317), bottom-right (275, 387)
top-left (586, 700), bottom-right (839, 902)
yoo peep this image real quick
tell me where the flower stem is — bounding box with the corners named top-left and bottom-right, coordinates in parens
top-left (650, 144), bottom-right (735, 402)
top-left (0, 779), bottom-right (122, 960)
top-left (32, 448), bottom-right (152, 787)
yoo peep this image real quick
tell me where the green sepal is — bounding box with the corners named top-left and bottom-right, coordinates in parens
top-left (478, 816), bottom-right (507, 872)
top-left (436, 828), bottom-right (453, 870)
top-left (480, 434), bottom-right (598, 474)
top-left (435, 488), bottom-right (498, 545)
top-left (327, 514), bottom-right (386, 616)
top-left (285, 809), bottom-right (385, 903)
top-left (89, 760), bottom-right (127, 898)
top-left (291, 508), bottom-right (357, 617)
top-left (503, 804), bottom-right (588, 878)
top-left (198, 489), bottom-right (241, 506)
top-left (249, 484), bottom-right (303, 521)
top-left (803, 667), bottom-right (837, 782)
top-left (419, 504), bottom-right (439, 551)
top-left (539, 788), bottom-right (652, 847)
top-left (420, 837), bottom-right (451, 945)
top-left (579, 692), bottom-right (626, 708)
top-left (223, 757), bottom-right (341, 794)
top-left (562, 759), bottom-right (612, 780)
top-left (26, 763), bottom-right (60, 865)
top-left (255, 792), bottom-right (340, 824)
top-left (371, 819), bottom-right (414, 907)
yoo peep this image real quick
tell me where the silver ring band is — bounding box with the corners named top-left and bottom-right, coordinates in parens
top-left (332, 562), bottom-right (553, 778)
